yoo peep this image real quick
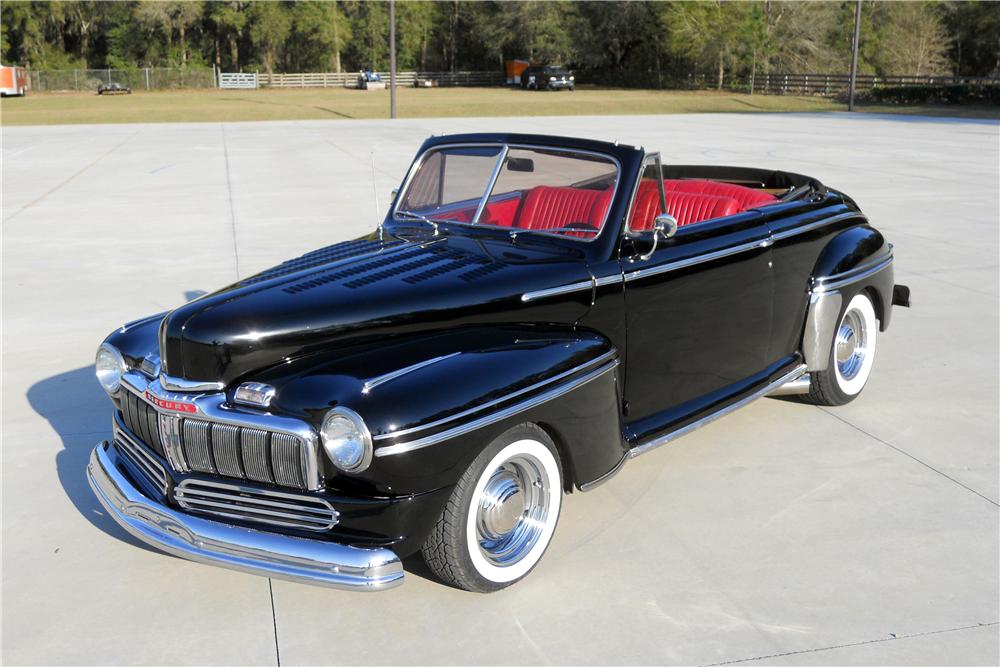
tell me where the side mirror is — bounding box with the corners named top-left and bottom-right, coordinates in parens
top-left (639, 213), bottom-right (678, 261)
top-left (653, 213), bottom-right (678, 239)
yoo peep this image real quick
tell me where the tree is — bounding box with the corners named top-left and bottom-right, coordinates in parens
top-left (207, 1), bottom-right (247, 70)
top-left (291, 0), bottom-right (351, 72)
top-left (867, 1), bottom-right (951, 76)
top-left (64, 1), bottom-right (106, 69)
top-left (662, 0), bottom-right (747, 89)
top-left (248, 1), bottom-right (290, 73)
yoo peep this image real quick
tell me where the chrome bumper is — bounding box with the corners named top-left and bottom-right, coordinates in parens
top-left (87, 442), bottom-right (404, 591)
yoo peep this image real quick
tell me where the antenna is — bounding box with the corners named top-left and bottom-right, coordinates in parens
top-left (370, 149), bottom-right (383, 240)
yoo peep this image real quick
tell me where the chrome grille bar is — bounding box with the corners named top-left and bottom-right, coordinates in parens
top-left (182, 420), bottom-right (214, 473)
top-left (211, 423), bottom-right (244, 477)
top-left (114, 427), bottom-right (168, 496)
top-left (174, 479), bottom-right (338, 531)
top-left (241, 427), bottom-right (274, 484)
top-left (270, 433), bottom-right (304, 489)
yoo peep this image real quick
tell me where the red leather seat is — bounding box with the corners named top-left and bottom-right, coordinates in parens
top-left (514, 186), bottom-right (612, 231)
top-left (479, 197), bottom-right (521, 227)
top-left (664, 179), bottom-right (777, 209)
top-left (629, 181), bottom-right (741, 231)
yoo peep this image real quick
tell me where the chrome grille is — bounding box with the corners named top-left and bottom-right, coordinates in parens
top-left (118, 386), bottom-right (314, 491)
top-left (174, 479), bottom-right (338, 531)
top-left (114, 426), bottom-right (169, 496)
top-left (120, 390), bottom-right (164, 457)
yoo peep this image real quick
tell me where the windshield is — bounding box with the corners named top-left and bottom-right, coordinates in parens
top-left (394, 144), bottom-right (619, 240)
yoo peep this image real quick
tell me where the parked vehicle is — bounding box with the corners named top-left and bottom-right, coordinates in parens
top-left (520, 65), bottom-right (574, 91)
top-left (357, 70), bottom-right (386, 90)
top-left (88, 133), bottom-right (909, 592)
top-left (97, 82), bottom-right (131, 95)
top-left (0, 64), bottom-right (29, 96)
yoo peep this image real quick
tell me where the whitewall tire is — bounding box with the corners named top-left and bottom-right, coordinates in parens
top-left (805, 291), bottom-right (879, 406)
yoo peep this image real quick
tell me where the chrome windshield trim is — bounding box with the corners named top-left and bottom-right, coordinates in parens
top-left (375, 358), bottom-right (619, 457)
top-left (771, 211), bottom-right (861, 242)
top-left (159, 373), bottom-right (225, 393)
top-left (624, 237), bottom-right (771, 282)
top-left (472, 144), bottom-right (509, 224)
top-left (521, 278), bottom-right (593, 303)
top-left (391, 142), bottom-right (622, 244)
top-left (362, 352), bottom-right (461, 394)
top-left (812, 253), bottom-right (893, 293)
top-left (630, 364), bottom-right (807, 458)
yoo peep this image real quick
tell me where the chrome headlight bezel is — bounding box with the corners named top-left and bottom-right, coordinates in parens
top-left (95, 343), bottom-right (127, 394)
top-left (320, 407), bottom-right (373, 474)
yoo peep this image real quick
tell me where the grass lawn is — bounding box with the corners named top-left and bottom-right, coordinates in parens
top-left (1, 86), bottom-right (995, 126)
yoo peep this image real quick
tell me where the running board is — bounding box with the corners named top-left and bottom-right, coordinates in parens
top-left (629, 364), bottom-right (808, 459)
top-left (767, 373), bottom-right (811, 396)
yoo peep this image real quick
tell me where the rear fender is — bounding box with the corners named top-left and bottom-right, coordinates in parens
top-left (802, 226), bottom-right (894, 371)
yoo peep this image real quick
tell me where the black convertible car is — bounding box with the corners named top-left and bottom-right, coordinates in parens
top-left (89, 133), bottom-right (909, 592)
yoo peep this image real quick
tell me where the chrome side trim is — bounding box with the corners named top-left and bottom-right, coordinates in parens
top-left (624, 237), bottom-right (771, 282)
top-left (372, 349), bottom-right (618, 443)
top-left (629, 364), bottom-right (807, 458)
top-left (521, 279), bottom-right (593, 303)
top-left (159, 373), bottom-right (225, 393)
top-left (375, 359), bottom-right (619, 457)
top-left (812, 254), bottom-right (893, 293)
top-left (771, 211), bottom-right (860, 242)
top-left (362, 352), bottom-right (461, 394)
top-left (578, 450), bottom-right (629, 492)
top-left (802, 291), bottom-right (843, 371)
top-left (767, 373), bottom-right (812, 396)
top-left (594, 274), bottom-right (623, 288)
top-left (88, 444), bottom-right (403, 591)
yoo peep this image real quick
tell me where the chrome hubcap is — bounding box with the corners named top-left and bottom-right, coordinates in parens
top-left (836, 309), bottom-right (868, 381)
top-left (475, 455), bottom-right (550, 567)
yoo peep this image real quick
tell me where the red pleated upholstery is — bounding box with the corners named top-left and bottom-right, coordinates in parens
top-left (629, 181), bottom-right (741, 231)
top-left (663, 179), bottom-right (778, 209)
top-left (479, 197), bottom-right (521, 227)
top-left (514, 186), bottom-right (612, 231)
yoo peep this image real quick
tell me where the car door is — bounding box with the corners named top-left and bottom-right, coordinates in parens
top-left (620, 156), bottom-right (773, 442)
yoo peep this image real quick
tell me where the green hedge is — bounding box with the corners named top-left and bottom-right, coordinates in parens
top-left (856, 84), bottom-right (1000, 106)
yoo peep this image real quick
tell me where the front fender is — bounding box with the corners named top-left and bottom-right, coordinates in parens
top-left (258, 327), bottom-right (626, 495)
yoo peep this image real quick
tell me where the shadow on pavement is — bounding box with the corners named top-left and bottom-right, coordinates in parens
top-left (26, 365), bottom-right (161, 554)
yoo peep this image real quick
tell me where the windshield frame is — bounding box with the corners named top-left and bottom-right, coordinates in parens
top-left (391, 142), bottom-right (623, 244)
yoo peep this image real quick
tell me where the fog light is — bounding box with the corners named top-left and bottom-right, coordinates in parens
top-left (95, 343), bottom-right (126, 394)
top-left (321, 407), bottom-right (373, 473)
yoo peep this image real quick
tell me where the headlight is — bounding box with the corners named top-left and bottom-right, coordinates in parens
top-left (549, 76), bottom-right (556, 82)
top-left (320, 407), bottom-right (373, 473)
top-left (95, 343), bottom-right (126, 394)
top-left (569, 76), bottom-right (575, 81)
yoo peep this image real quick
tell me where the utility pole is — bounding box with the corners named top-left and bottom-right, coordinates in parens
top-left (848, 0), bottom-right (862, 112)
top-left (389, 0), bottom-right (397, 119)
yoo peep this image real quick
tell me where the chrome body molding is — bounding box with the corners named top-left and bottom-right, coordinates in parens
top-left (521, 279), bottom-right (593, 303)
top-left (87, 443), bottom-right (403, 590)
top-left (159, 373), bottom-right (225, 393)
top-left (624, 237), bottom-right (772, 282)
top-left (375, 356), bottom-right (619, 457)
top-left (578, 450), bottom-right (629, 492)
top-left (767, 373), bottom-right (812, 396)
top-left (771, 211), bottom-right (861, 242)
top-left (362, 352), bottom-right (461, 394)
top-left (812, 253), bottom-right (893, 293)
top-left (802, 291), bottom-right (843, 372)
top-left (122, 371), bottom-right (323, 490)
top-left (629, 364), bottom-right (808, 458)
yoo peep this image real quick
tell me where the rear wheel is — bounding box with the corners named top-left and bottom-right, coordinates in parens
top-left (804, 292), bottom-right (878, 406)
top-left (421, 423), bottom-right (562, 592)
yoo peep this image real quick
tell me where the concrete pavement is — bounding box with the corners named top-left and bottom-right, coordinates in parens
top-left (2, 113), bottom-right (997, 665)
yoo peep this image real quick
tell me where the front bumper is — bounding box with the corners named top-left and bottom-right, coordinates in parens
top-left (87, 442), bottom-right (404, 591)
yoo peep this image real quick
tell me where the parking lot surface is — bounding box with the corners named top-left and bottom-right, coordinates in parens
top-left (2, 113), bottom-right (997, 666)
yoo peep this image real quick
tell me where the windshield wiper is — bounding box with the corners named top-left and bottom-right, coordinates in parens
top-left (510, 226), bottom-right (600, 240)
top-left (394, 209), bottom-right (447, 235)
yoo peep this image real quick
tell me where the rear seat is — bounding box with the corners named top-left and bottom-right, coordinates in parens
top-left (514, 186), bottom-right (612, 231)
top-left (629, 181), bottom-right (741, 231)
top-left (664, 179), bottom-right (778, 209)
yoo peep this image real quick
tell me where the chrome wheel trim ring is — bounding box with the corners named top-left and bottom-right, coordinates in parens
top-left (465, 438), bottom-right (561, 583)
top-left (475, 454), bottom-right (551, 568)
top-left (833, 294), bottom-right (878, 395)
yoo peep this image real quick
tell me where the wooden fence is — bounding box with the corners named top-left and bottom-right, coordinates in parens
top-left (256, 70), bottom-right (503, 89)
top-left (751, 73), bottom-right (1000, 96)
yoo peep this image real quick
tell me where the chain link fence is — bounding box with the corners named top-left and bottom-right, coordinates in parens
top-left (28, 67), bottom-right (216, 92)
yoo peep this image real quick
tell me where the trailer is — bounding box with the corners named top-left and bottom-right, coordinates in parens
top-left (1, 65), bottom-right (29, 97)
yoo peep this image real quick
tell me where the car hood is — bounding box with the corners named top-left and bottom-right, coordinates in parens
top-left (159, 231), bottom-right (597, 386)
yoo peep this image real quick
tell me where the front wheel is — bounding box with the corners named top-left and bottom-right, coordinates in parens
top-left (421, 423), bottom-right (563, 592)
top-left (804, 291), bottom-right (878, 406)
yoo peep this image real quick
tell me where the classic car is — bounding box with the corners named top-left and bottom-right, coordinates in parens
top-left (97, 82), bottom-right (132, 95)
top-left (520, 65), bottom-right (574, 91)
top-left (88, 133), bottom-right (910, 593)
